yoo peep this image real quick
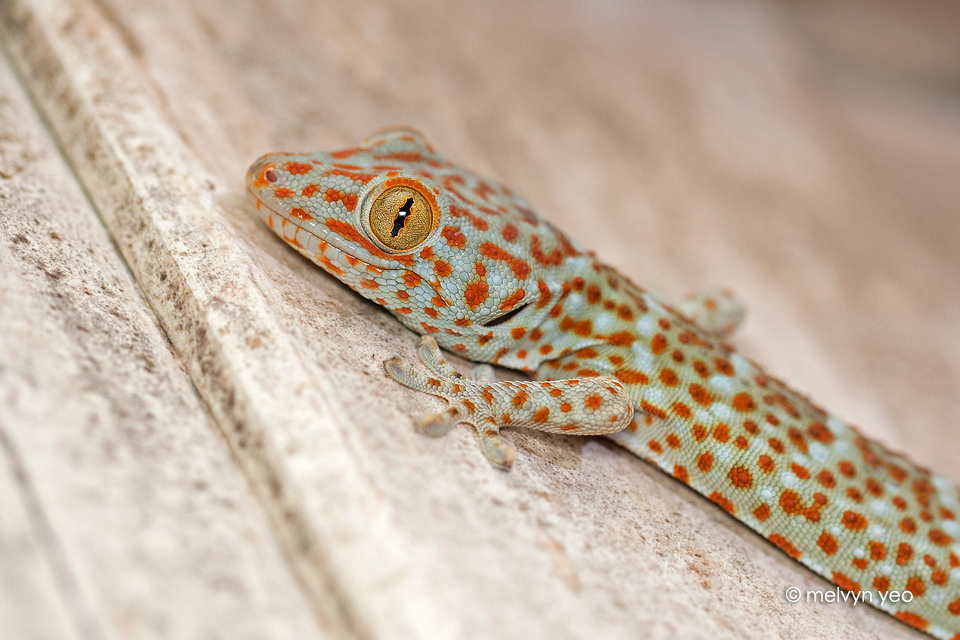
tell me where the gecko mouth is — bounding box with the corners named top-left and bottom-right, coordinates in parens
top-left (247, 187), bottom-right (399, 270)
top-left (479, 301), bottom-right (533, 327)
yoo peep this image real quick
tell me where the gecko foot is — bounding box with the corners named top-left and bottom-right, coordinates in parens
top-left (384, 336), bottom-right (634, 470)
top-left (676, 287), bottom-right (745, 338)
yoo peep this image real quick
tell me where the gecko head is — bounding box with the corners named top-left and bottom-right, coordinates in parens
top-left (245, 127), bottom-right (446, 271)
top-left (246, 127), bottom-right (584, 350)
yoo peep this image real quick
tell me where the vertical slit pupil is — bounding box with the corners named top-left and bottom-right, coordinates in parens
top-left (391, 197), bottom-right (415, 237)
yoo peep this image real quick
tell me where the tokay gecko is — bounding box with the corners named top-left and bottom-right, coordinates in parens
top-left (247, 127), bottom-right (960, 638)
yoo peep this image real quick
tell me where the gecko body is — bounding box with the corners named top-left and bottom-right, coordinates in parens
top-left (247, 127), bottom-right (960, 638)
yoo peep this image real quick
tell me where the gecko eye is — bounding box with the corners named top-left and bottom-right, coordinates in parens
top-left (364, 180), bottom-right (439, 253)
top-left (264, 169), bottom-right (278, 182)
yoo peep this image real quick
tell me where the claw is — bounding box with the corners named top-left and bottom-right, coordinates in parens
top-left (413, 405), bottom-right (460, 437)
top-left (478, 424), bottom-right (515, 471)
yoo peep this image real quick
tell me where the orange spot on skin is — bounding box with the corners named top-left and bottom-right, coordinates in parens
top-left (640, 401), bottom-right (666, 419)
top-left (754, 504), bottom-right (770, 521)
top-left (714, 358), bottom-right (734, 375)
top-left (818, 469), bottom-right (836, 488)
top-left (693, 361), bottom-right (709, 378)
top-left (607, 331), bottom-right (634, 347)
top-left (889, 464), bottom-right (908, 483)
top-left (787, 428), bottom-right (808, 454)
top-left (560, 403), bottom-right (572, 413)
top-left (929, 529), bottom-right (953, 547)
top-left (586, 284), bottom-right (601, 305)
top-left (651, 334), bottom-right (668, 355)
top-left (533, 407), bottom-right (550, 423)
top-left (758, 455), bottom-right (774, 474)
top-left (290, 208), bottom-right (312, 220)
top-left (434, 260), bottom-right (452, 278)
top-left (894, 612), bottom-right (928, 632)
top-left (530, 234), bottom-right (564, 266)
top-left (672, 402), bottom-right (692, 419)
top-left (648, 440), bottom-right (663, 454)
top-left (768, 438), bottom-right (784, 454)
top-left (709, 492), bottom-right (735, 514)
top-left (659, 369), bottom-right (679, 386)
top-left (666, 434), bottom-right (681, 449)
top-left (905, 577), bottom-right (926, 598)
top-left (464, 281), bottom-right (489, 309)
top-left (728, 465), bottom-right (752, 489)
top-left (500, 289), bottom-right (526, 311)
top-left (688, 384), bottom-right (712, 407)
top-left (807, 421), bottom-right (834, 443)
top-left (842, 511), bottom-right (868, 532)
top-left (616, 369), bottom-right (649, 385)
top-left (697, 451), bottom-right (713, 473)
top-left (502, 224), bottom-right (518, 242)
top-left (302, 184), bottom-right (320, 197)
top-left (713, 424), bottom-right (730, 443)
top-left (901, 518), bottom-right (917, 534)
top-left (838, 460), bottom-right (856, 478)
top-left (511, 390), bottom-right (529, 408)
top-left (818, 531), bottom-right (839, 556)
top-left (441, 226), bottom-right (466, 249)
top-left (896, 543), bottom-right (913, 565)
top-left (873, 576), bottom-right (890, 592)
top-left (325, 218), bottom-right (406, 263)
top-left (284, 162), bottom-right (313, 175)
top-left (274, 188), bottom-right (294, 198)
top-left (869, 541), bottom-right (886, 561)
top-left (585, 395), bottom-right (603, 410)
top-left (732, 393), bottom-right (755, 412)
top-left (674, 465), bottom-right (689, 483)
top-left (832, 572), bottom-right (861, 594)
top-left (932, 570), bottom-right (948, 586)
top-left (536, 280), bottom-right (551, 308)
top-left (791, 463), bottom-right (810, 480)
top-left (780, 490), bottom-right (805, 515)
top-left (770, 534), bottom-right (801, 559)
top-left (329, 148), bottom-right (364, 160)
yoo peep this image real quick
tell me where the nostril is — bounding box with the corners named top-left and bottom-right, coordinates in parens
top-left (264, 169), bottom-right (278, 182)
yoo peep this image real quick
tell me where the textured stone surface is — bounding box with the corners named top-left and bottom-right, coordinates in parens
top-left (0, 32), bottom-right (324, 640)
top-left (1, 0), bottom-right (957, 639)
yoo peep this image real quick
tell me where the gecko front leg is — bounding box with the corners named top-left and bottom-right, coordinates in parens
top-left (384, 337), bottom-right (634, 470)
